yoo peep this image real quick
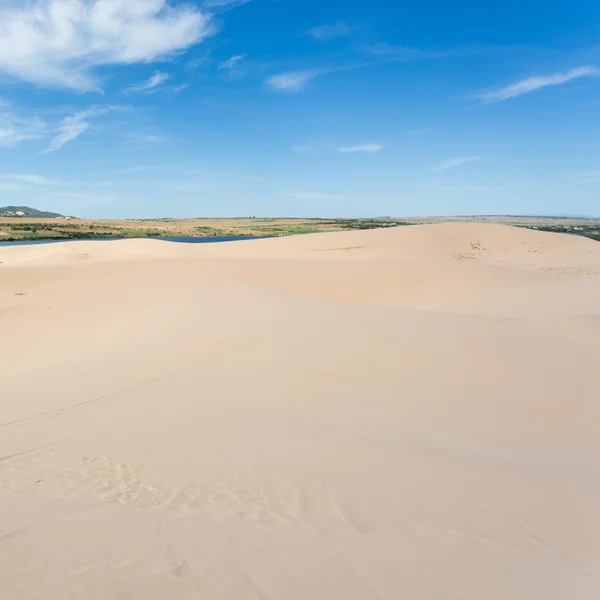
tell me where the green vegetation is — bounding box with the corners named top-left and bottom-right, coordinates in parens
top-left (255, 226), bottom-right (321, 235)
top-left (282, 227), bottom-right (321, 234)
top-left (194, 226), bottom-right (232, 236)
top-left (0, 222), bottom-right (116, 242)
top-left (518, 222), bottom-right (600, 242)
top-left (233, 218), bottom-right (412, 237)
top-left (2, 214), bottom-right (599, 244)
top-left (339, 219), bottom-right (412, 230)
top-left (116, 229), bottom-right (163, 237)
top-left (0, 217), bottom-right (414, 242)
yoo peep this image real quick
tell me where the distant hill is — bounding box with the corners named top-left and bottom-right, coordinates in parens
top-left (0, 206), bottom-right (65, 218)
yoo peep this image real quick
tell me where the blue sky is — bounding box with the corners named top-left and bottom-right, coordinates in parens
top-left (1, 0), bottom-right (600, 218)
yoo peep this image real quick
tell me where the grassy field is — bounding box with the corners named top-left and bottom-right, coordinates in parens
top-left (1, 216), bottom-right (599, 242)
top-left (0, 218), bottom-right (410, 242)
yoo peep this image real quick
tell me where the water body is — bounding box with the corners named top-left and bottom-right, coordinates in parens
top-left (0, 236), bottom-right (261, 247)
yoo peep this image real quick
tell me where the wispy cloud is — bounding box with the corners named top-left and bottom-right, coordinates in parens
top-left (217, 54), bottom-right (248, 81)
top-left (406, 128), bottom-right (429, 138)
top-left (0, 104), bottom-right (46, 147)
top-left (363, 43), bottom-right (497, 61)
top-left (337, 143), bottom-right (383, 154)
top-left (363, 44), bottom-right (433, 58)
top-left (0, 182), bottom-right (28, 192)
top-left (42, 107), bottom-right (113, 154)
top-left (572, 170), bottom-right (600, 184)
top-left (2, 174), bottom-right (55, 185)
top-left (218, 54), bottom-right (246, 70)
top-left (433, 156), bottom-right (482, 171)
top-left (293, 138), bottom-right (333, 156)
top-left (0, 174), bottom-right (55, 192)
top-left (141, 135), bottom-right (167, 143)
top-left (266, 43), bottom-right (483, 93)
top-left (476, 66), bottom-right (599, 103)
top-left (0, 173), bottom-right (66, 191)
top-left (39, 191), bottom-right (130, 211)
top-left (287, 192), bottom-right (363, 202)
top-left (0, 0), bottom-right (214, 91)
top-left (266, 70), bottom-right (321, 92)
top-left (294, 139), bottom-right (382, 156)
top-left (118, 165), bottom-right (152, 174)
top-left (124, 71), bottom-right (170, 94)
top-left (124, 133), bottom-right (169, 145)
top-left (203, 0), bottom-right (251, 9)
top-left (305, 22), bottom-right (353, 41)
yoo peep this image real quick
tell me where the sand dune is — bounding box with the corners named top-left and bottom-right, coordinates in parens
top-left (1, 223), bottom-right (600, 599)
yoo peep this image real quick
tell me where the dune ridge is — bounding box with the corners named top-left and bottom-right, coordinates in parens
top-left (1, 223), bottom-right (600, 599)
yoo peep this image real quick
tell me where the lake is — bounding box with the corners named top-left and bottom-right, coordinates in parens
top-left (0, 236), bottom-right (262, 247)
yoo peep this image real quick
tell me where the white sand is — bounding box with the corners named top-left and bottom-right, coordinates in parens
top-left (1, 223), bottom-right (600, 599)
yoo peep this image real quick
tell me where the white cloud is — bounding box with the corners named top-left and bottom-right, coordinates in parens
top-left (42, 107), bottom-right (112, 153)
top-left (476, 66), bottom-right (598, 102)
top-left (305, 22), bottom-right (353, 41)
top-left (1, 102), bottom-right (123, 151)
top-left (124, 71), bottom-right (170, 93)
top-left (0, 0), bottom-right (214, 91)
top-left (0, 106), bottom-right (46, 147)
top-left (218, 54), bottom-right (246, 70)
top-left (433, 156), bottom-right (482, 171)
top-left (0, 124), bottom-right (45, 147)
top-left (266, 71), bottom-right (320, 92)
top-left (337, 144), bottom-right (383, 154)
